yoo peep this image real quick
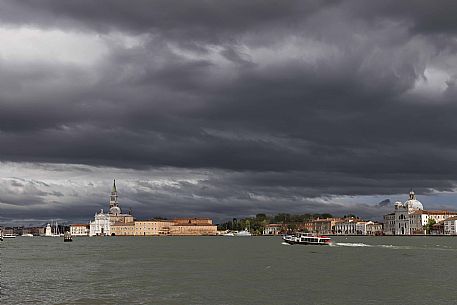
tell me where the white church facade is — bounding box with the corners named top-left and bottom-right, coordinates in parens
top-left (89, 180), bottom-right (134, 236)
top-left (383, 190), bottom-right (457, 235)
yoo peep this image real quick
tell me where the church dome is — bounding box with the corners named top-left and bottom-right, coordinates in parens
top-left (109, 206), bottom-right (121, 215)
top-left (404, 190), bottom-right (423, 211)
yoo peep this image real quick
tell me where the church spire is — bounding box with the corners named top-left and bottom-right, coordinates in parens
top-left (110, 179), bottom-right (118, 208)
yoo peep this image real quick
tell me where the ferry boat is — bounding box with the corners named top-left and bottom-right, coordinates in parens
top-left (3, 234), bottom-right (17, 239)
top-left (282, 232), bottom-right (331, 245)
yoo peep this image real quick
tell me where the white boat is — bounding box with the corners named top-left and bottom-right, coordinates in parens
top-left (0, 231), bottom-right (3, 241)
top-left (21, 233), bottom-right (34, 237)
top-left (3, 234), bottom-right (17, 239)
top-left (234, 229), bottom-right (252, 236)
top-left (222, 232), bottom-right (235, 236)
top-left (282, 232), bottom-right (332, 245)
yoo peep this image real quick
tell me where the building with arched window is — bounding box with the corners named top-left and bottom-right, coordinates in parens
top-left (383, 190), bottom-right (457, 235)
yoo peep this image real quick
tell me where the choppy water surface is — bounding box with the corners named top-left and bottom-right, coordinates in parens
top-left (1, 236), bottom-right (457, 305)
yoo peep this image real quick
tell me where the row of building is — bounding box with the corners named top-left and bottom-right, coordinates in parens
top-left (383, 190), bottom-right (457, 235)
top-left (262, 190), bottom-right (457, 236)
top-left (70, 180), bottom-right (218, 237)
top-left (297, 218), bottom-right (383, 235)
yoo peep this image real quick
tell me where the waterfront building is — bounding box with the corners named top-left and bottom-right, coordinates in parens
top-left (173, 218), bottom-right (213, 225)
top-left (110, 218), bottom-right (217, 236)
top-left (302, 221), bottom-right (314, 233)
top-left (170, 219), bottom-right (218, 236)
top-left (110, 222), bottom-right (135, 236)
top-left (88, 180), bottom-right (218, 236)
top-left (334, 219), bottom-right (383, 235)
top-left (383, 190), bottom-right (457, 235)
top-left (304, 218), bottom-right (344, 234)
top-left (89, 180), bottom-right (134, 236)
top-left (430, 221), bottom-right (445, 235)
top-left (366, 222), bottom-right (383, 235)
top-left (89, 210), bottom-right (111, 236)
top-left (444, 216), bottom-right (457, 235)
top-left (355, 221), bottom-right (374, 235)
top-left (111, 219), bottom-right (175, 236)
top-left (263, 224), bottom-right (282, 235)
top-left (334, 219), bottom-right (357, 235)
top-left (70, 224), bottom-right (89, 236)
top-left (383, 213), bottom-right (395, 235)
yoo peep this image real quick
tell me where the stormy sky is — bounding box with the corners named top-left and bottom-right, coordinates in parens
top-left (1, 0), bottom-right (457, 225)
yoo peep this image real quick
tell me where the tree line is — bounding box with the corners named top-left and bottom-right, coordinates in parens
top-left (217, 213), bottom-right (334, 235)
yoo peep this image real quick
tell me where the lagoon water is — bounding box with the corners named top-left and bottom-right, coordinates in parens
top-left (1, 236), bottom-right (457, 305)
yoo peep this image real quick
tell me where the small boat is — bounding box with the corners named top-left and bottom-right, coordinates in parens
top-left (222, 231), bottom-right (235, 236)
top-left (234, 229), bottom-right (252, 237)
top-left (64, 231), bottom-right (72, 242)
top-left (283, 232), bottom-right (331, 245)
top-left (0, 231), bottom-right (3, 241)
top-left (3, 234), bottom-right (17, 239)
top-left (21, 233), bottom-right (34, 237)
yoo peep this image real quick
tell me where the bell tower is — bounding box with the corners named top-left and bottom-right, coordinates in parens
top-left (109, 179), bottom-right (119, 208)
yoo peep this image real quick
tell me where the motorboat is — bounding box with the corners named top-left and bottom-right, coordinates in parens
top-left (21, 233), bottom-right (34, 237)
top-left (283, 232), bottom-right (331, 245)
top-left (234, 229), bottom-right (252, 237)
top-left (3, 234), bottom-right (17, 239)
top-left (222, 231), bottom-right (235, 236)
top-left (64, 231), bottom-right (72, 242)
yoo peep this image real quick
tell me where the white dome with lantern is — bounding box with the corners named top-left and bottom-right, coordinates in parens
top-left (109, 206), bottom-right (121, 215)
top-left (404, 190), bottom-right (423, 212)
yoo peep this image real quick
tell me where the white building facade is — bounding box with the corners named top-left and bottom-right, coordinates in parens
top-left (89, 180), bottom-right (134, 236)
top-left (89, 210), bottom-right (111, 236)
top-left (70, 224), bottom-right (89, 236)
top-left (334, 220), bottom-right (357, 235)
top-left (263, 224), bottom-right (282, 235)
top-left (383, 190), bottom-right (457, 235)
top-left (444, 217), bottom-right (457, 235)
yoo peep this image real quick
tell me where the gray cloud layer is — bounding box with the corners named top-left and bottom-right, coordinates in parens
top-left (1, 1), bottom-right (457, 223)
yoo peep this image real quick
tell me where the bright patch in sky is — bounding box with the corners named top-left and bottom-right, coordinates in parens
top-left (0, 27), bottom-right (108, 65)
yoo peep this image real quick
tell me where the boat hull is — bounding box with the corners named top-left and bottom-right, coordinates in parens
top-left (283, 234), bottom-right (331, 246)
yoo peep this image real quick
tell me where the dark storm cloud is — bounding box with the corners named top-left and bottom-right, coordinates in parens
top-left (1, 1), bottom-right (457, 223)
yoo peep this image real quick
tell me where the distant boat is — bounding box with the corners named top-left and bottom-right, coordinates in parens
top-left (0, 231), bottom-right (3, 241)
top-left (63, 231), bottom-right (72, 242)
top-left (234, 229), bottom-right (252, 237)
top-left (222, 231), bottom-right (235, 236)
top-left (21, 233), bottom-right (34, 237)
top-left (3, 234), bottom-right (16, 239)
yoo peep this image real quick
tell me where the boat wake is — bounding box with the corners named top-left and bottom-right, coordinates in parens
top-left (333, 242), bottom-right (373, 247)
top-left (332, 242), bottom-right (412, 250)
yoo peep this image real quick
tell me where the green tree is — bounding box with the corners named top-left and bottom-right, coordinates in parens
top-left (424, 218), bottom-right (436, 234)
